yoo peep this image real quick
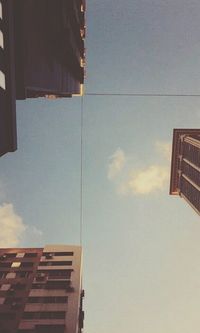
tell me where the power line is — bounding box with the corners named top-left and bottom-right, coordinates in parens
top-left (85, 92), bottom-right (200, 97)
top-left (80, 95), bottom-right (84, 246)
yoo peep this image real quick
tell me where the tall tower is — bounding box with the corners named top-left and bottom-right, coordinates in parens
top-left (170, 129), bottom-right (200, 215)
top-left (0, 245), bottom-right (84, 333)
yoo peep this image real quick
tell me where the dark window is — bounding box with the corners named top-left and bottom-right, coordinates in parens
top-left (14, 283), bottom-right (26, 290)
top-left (35, 325), bottom-right (65, 333)
top-left (5, 253), bottom-right (16, 258)
top-left (24, 253), bottom-right (37, 258)
top-left (23, 312), bottom-right (65, 319)
top-left (28, 296), bottom-right (68, 303)
top-left (46, 269), bottom-right (72, 279)
top-left (0, 262), bottom-right (11, 268)
top-left (43, 252), bottom-right (73, 256)
top-left (39, 261), bottom-right (72, 266)
top-left (46, 280), bottom-right (70, 290)
top-left (21, 262), bottom-right (34, 267)
top-left (17, 271), bottom-right (30, 278)
top-left (0, 312), bottom-right (16, 319)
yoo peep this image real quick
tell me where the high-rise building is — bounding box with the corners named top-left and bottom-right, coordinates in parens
top-left (0, 0), bottom-right (17, 156)
top-left (170, 129), bottom-right (200, 215)
top-left (0, 0), bottom-right (86, 156)
top-left (0, 245), bottom-right (84, 333)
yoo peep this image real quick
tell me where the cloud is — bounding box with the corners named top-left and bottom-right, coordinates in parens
top-left (155, 141), bottom-right (172, 161)
top-left (0, 203), bottom-right (26, 247)
top-left (0, 203), bottom-right (43, 247)
top-left (120, 165), bottom-right (169, 195)
top-left (108, 142), bottom-right (171, 196)
top-left (107, 148), bottom-right (126, 180)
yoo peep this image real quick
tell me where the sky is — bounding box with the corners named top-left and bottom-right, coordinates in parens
top-left (1, 1), bottom-right (200, 332)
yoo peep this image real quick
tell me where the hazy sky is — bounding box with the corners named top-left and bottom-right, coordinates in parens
top-left (1, 1), bottom-right (200, 333)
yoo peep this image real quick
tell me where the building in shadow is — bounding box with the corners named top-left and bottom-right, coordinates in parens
top-left (0, 0), bottom-right (86, 156)
top-left (0, 244), bottom-right (84, 333)
top-left (170, 129), bottom-right (200, 215)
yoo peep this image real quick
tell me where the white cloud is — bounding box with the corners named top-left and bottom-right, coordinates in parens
top-left (155, 141), bottom-right (172, 161)
top-left (119, 165), bottom-right (169, 195)
top-left (0, 203), bottom-right (43, 247)
top-left (0, 203), bottom-right (26, 247)
top-left (107, 148), bottom-right (126, 180)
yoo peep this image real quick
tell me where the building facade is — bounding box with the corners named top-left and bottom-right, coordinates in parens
top-left (0, 0), bottom-right (17, 156)
top-left (170, 129), bottom-right (200, 215)
top-left (0, 0), bottom-right (86, 156)
top-left (0, 245), bottom-right (84, 333)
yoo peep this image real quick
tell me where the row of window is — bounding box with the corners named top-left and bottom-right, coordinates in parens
top-left (32, 280), bottom-right (72, 290)
top-left (0, 311), bottom-right (66, 320)
top-left (28, 296), bottom-right (68, 304)
top-left (0, 283), bottom-right (25, 291)
top-left (43, 252), bottom-right (73, 257)
top-left (0, 252), bottom-right (38, 259)
top-left (39, 261), bottom-right (72, 267)
top-left (17, 324), bottom-right (65, 333)
top-left (23, 311), bottom-right (66, 319)
top-left (0, 271), bottom-right (31, 279)
top-left (0, 296), bottom-right (68, 305)
top-left (180, 176), bottom-right (200, 212)
top-left (0, 261), bottom-right (34, 268)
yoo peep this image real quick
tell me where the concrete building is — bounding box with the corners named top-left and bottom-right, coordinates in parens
top-left (0, 0), bottom-right (17, 156)
top-left (0, 0), bottom-right (86, 156)
top-left (170, 129), bottom-right (200, 215)
top-left (0, 245), bottom-right (84, 333)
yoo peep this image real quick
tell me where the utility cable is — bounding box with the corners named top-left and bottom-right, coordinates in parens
top-left (85, 92), bottom-right (200, 97)
top-left (80, 95), bottom-right (84, 246)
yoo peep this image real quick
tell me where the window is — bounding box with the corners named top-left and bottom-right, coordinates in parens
top-left (23, 312), bottom-right (65, 319)
top-left (0, 2), bottom-right (2, 20)
top-left (16, 253), bottom-right (25, 258)
top-left (21, 262), bottom-right (33, 268)
top-left (25, 253), bottom-right (37, 258)
top-left (45, 269), bottom-right (72, 279)
top-left (0, 284), bottom-right (11, 291)
top-left (43, 252), bottom-right (73, 257)
top-left (28, 296), bottom-right (68, 303)
top-left (0, 312), bottom-right (16, 319)
top-left (17, 271), bottom-right (30, 278)
top-left (14, 283), bottom-right (25, 290)
top-left (35, 325), bottom-right (65, 333)
top-left (6, 272), bottom-right (16, 279)
top-left (0, 297), bottom-right (5, 304)
top-left (0, 30), bottom-right (4, 49)
top-left (39, 261), bottom-right (72, 266)
top-left (12, 262), bottom-right (21, 268)
top-left (0, 70), bottom-right (6, 90)
top-left (5, 253), bottom-right (16, 258)
top-left (46, 280), bottom-right (70, 289)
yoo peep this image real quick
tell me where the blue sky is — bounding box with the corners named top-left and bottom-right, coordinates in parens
top-left (1, 1), bottom-right (200, 332)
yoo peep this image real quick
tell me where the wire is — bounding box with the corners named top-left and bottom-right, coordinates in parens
top-left (85, 92), bottom-right (200, 97)
top-left (80, 95), bottom-right (84, 246)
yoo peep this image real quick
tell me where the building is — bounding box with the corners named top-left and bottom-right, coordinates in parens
top-left (170, 129), bottom-right (200, 215)
top-left (0, 245), bottom-right (84, 333)
top-left (0, 0), bottom-right (86, 156)
top-left (0, 0), bottom-right (17, 156)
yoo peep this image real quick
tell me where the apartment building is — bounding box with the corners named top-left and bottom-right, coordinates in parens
top-left (0, 245), bottom-right (84, 333)
top-left (170, 128), bottom-right (200, 215)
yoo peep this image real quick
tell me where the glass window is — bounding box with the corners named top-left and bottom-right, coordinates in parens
top-left (11, 262), bottom-right (21, 268)
top-left (0, 2), bottom-right (2, 20)
top-left (16, 253), bottom-right (25, 258)
top-left (0, 297), bottom-right (5, 304)
top-left (0, 284), bottom-right (11, 291)
top-left (6, 272), bottom-right (16, 279)
top-left (0, 70), bottom-right (5, 90)
top-left (0, 30), bottom-right (4, 49)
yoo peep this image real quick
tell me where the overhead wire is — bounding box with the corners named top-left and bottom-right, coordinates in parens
top-left (80, 95), bottom-right (84, 246)
top-left (85, 92), bottom-right (200, 97)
